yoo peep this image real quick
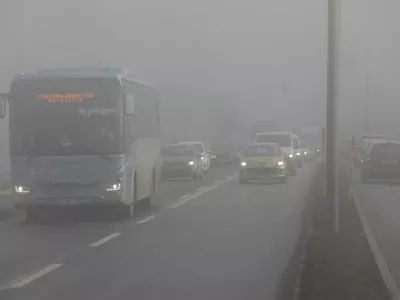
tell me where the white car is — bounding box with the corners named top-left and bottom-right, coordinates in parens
top-left (179, 141), bottom-right (211, 172)
top-left (299, 140), bottom-right (310, 161)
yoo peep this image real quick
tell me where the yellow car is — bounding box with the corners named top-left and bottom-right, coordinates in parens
top-left (239, 143), bottom-right (287, 184)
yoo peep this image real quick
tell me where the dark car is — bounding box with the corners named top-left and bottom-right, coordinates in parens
top-left (160, 144), bottom-right (203, 180)
top-left (360, 141), bottom-right (400, 183)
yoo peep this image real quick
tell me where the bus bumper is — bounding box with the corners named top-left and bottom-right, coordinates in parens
top-left (13, 192), bottom-right (124, 209)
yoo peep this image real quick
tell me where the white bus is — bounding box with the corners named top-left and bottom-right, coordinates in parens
top-left (0, 67), bottom-right (161, 221)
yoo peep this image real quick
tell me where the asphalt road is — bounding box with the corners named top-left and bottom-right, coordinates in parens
top-left (352, 169), bottom-right (400, 291)
top-left (0, 163), bottom-right (316, 300)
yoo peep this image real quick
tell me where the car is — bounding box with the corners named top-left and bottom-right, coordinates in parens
top-left (179, 141), bottom-right (211, 172)
top-left (355, 134), bottom-right (386, 161)
top-left (292, 134), bottom-right (303, 168)
top-left (160, 144), bottom-right (203, 180)
top-left (299, 140), bottom-right (310, 161)
top-left (360, 140), bottom-right (400, 183)
top-left (254, 132), bottom-right (297, 175)
top-left (239, 143), bottom-right (287, 184)
top-left (354, 138), bottom-right (385, 168)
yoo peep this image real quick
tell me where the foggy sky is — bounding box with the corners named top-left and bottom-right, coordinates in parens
top-left (1, 0), bottom-right (328, 143)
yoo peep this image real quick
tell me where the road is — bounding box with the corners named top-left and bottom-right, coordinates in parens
top-left (352, 170), bottom-right (400, 292)
top-left (0, 163), bottom-right (316, 300)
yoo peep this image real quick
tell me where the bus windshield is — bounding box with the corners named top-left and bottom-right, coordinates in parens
top-left (255, 134), bottom-right (292, 147)
top-left (9, 78), bottom-right (123, 157)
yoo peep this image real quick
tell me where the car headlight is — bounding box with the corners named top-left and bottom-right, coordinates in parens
top-left (304, 152), bottom-right (307, 155)
top-left (201, 156), bottom-right (204, 160)
top-left (188, 161), bottom-right (194, 166)
top-left (241, 161), bottom-right (247, 167)
top-left (288, 154), bottom-right (294, 158)
top-left (106, 183), bottom-right (121, 192)
top-left (317, 149), bottom-right (320, 152)
top-left (277, 161), bottom-right (284, 166)
top-left (15, 185), bottom-right (30, 194)
top-left (297, 152), bottom-right (301, 156)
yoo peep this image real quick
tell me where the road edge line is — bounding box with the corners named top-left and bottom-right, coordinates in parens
top-left (351, 185), bottom-right (400, 300)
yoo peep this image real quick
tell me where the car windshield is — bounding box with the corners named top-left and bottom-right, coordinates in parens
top-left (9, 78), bottom-right (122, 156)
top-left (244, 145), bottom-right (281, 157)
top-left (370, 143), bottom-right (400, 158)
top-left (161, 145), bottom-right (194, 157)
top-left (255, 134), bottom-right (292, 147)
top-left (192, 143), bottom-right (204, 154)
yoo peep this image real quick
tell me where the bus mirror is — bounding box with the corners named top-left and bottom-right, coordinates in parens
top-left (125, 94), bottom-right (135, 115)
top-left (0, 93), bottom-right (8, 119)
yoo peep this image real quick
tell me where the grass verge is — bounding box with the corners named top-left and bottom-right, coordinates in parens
top-left (297, 166), bottom-right (390, 300)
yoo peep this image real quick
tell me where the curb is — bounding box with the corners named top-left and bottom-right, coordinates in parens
top-left (351, 185), bottom-right (400, 300)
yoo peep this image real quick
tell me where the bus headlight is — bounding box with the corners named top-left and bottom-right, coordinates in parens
top-left (15, 185), bottom-right (30, 194)
top-left (241, 161), bottom-right (247, 167)
top-left (277, 161), bottom-right (284, 166)
top-left (106, 183), bottom-right (121, 191)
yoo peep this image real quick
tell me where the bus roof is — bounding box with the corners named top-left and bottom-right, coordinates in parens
top-left (11, 66), bottom-right (156, 89)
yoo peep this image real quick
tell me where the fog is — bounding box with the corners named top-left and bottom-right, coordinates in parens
top-left (2, 0), bottom-right (399, 179)
top-left (338, 0), bottom-right (400, 138)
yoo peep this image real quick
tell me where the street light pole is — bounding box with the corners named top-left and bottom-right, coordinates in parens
top-left (327, 0), bottom-right (341, 234)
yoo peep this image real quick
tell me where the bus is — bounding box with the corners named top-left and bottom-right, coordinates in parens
top-left (0, 67), bottom-right (161, 221)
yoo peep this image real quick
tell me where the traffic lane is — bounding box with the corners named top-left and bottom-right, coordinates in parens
top-left (0, 165), bottom-right (236, 289)
top-left (153, 165), bottom-right (236, 209)
top-left (353, 175), bottom-right (400, 287)
top-left (5, 164), bottom-right (317, 300)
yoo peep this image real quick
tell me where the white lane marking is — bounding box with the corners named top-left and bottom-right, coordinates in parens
top-left (136, 215), bottom-right (157, 224)
top-left (89, 232), bottom-right (121, 248)
top-left (9, 263), bottom-right (63, 288)
top-left (196, 186), bottom-right (208, 192)
top-left (352, 186), bottom-right (400, 300)
top-left (178, 194), bottom-right (190, 201)
top-left (0, 189), bottom-right (12, 195)
top-left (169, 175), bottom-right (236, 209)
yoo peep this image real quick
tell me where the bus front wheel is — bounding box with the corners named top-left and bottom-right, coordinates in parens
top-left (122, 175), bottom-right (136, 219)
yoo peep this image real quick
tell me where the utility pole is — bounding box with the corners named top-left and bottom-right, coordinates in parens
top-left (327, 0), bottom-right (341, 233)
top-left (363, 59), bottom-right (370, 133)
